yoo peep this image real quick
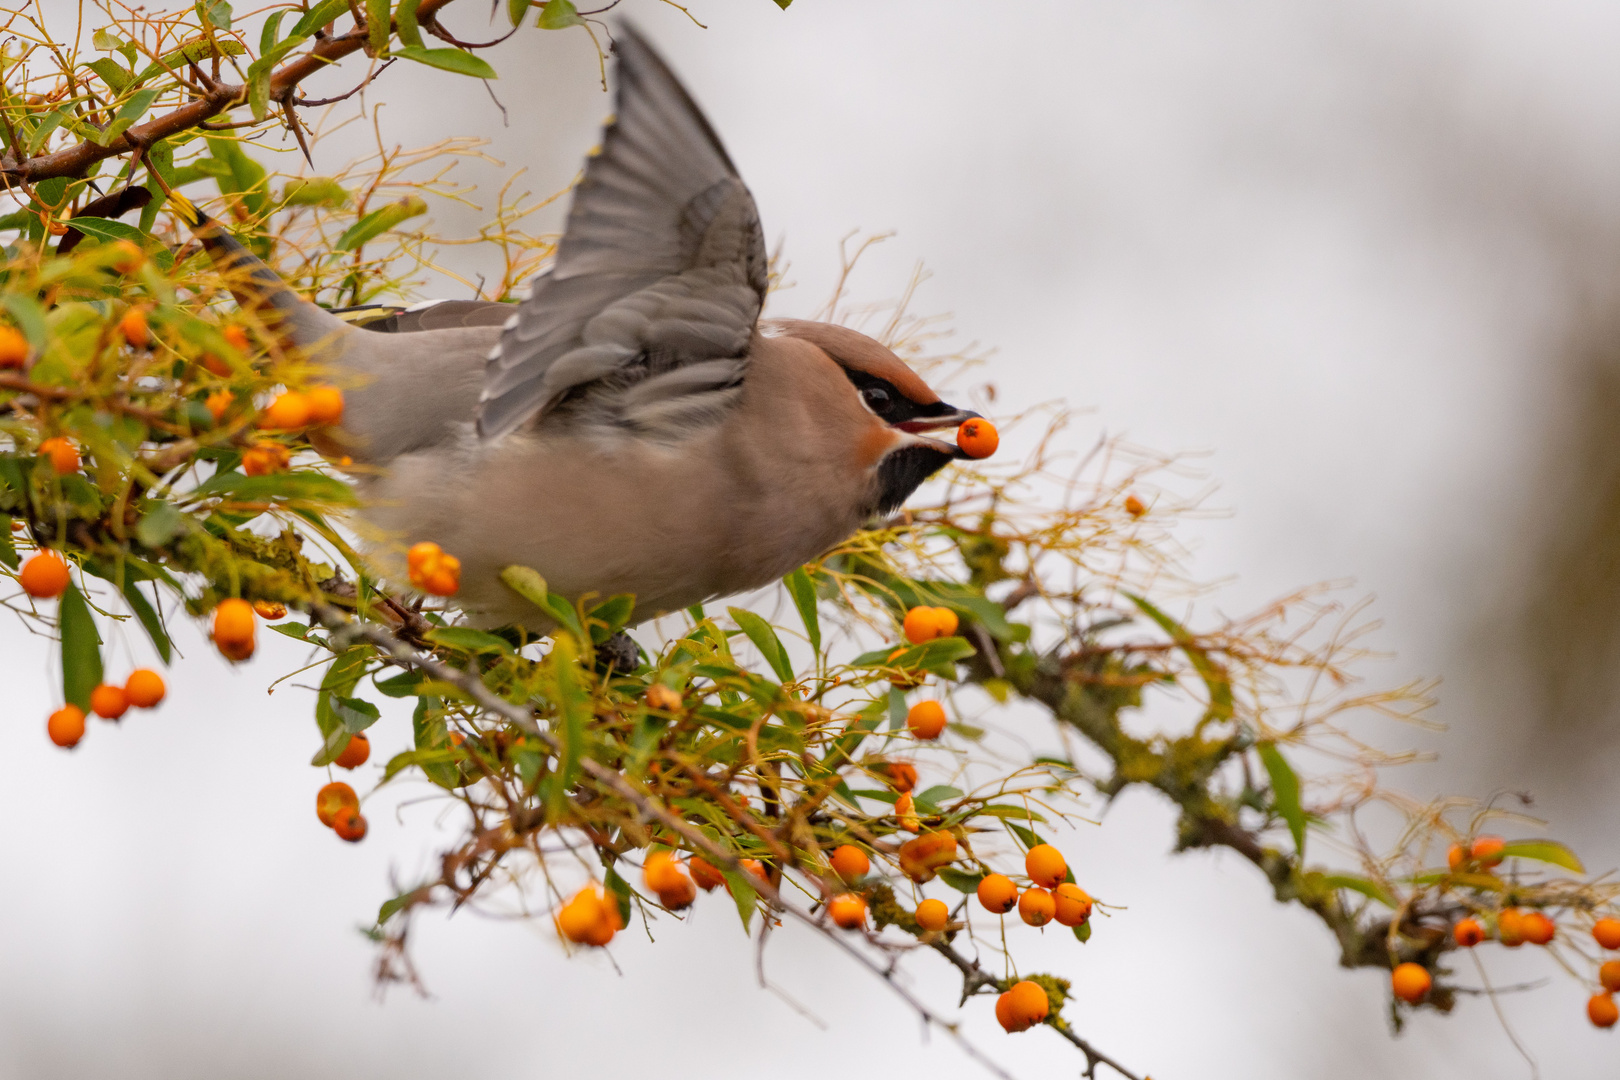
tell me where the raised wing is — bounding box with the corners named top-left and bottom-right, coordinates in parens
top-left (476, 26), bottom-right (768, 441)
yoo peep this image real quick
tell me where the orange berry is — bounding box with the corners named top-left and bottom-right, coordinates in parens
top-left (906, 700), bottom-right (948, 740)
top-left (1499, 908), bottom-right (1526, 948)
top-left (977, 873), bottom-right (1019, 914)
top-left (124, 668), bottom-right (165, 708)
top-left (828, 892), bottom-right (867, 930)
top-left (204, 389), bottom-right (234, 421)
top-left (333, 732), bottom-right (371, 770)
top-left (222, 324), bottom-right (250, 353)
top-left (895, 791), bottom-right (920, 831)
top-left (898, 831), bottom-right (959, 883)
top-left (1522, 911), bottom-right (1556, 946)
top-left (1124, 493), bottom-right (1146, 517)
top-left (1018, 886), bottom-right (1056, 927)
top-left (19, 550), bottom-right (71, 598)
top-left (331, 805), bottom-right (368, 842)
top-left (1053, 883), bottom-right (1093, 927)
top-left (643, 851), bottom-right (687, 895)
top-left (47, 704), bottom-right (86, 748)
top-left (316, 781), bottom-right (358, 827)
top-left (1452, 917), bottom-right (1485, 948)
top-left (200, 353), bottom-right (233, 377)
top-left (996, 980), bottom-right (1049, 1033)
top-left (306, 386), bottom-right (344, 426)
top-left (915, 897), bottom-right (950, 932)
top-left (213, 597), bottom-right (256, 661)
top-left (253, 600), bottom-right (288, 620)
top-left (645, 683), bottom-right (683, 711)
top-left (737, 858), bottom-right (768, 886)
top-left (1590, 993), bottom-right (1619, 1029)
top-left (421, 558), bottom-right (460, 597)
top-left (582, 896), bottom-right (625, 946)
top-left (1024, 844), bottom-right (1068, 889)
top-left (830, 844), bottom-right (871, 882)
top-left (1601, 961), bottom-right (1620, 994)
top-left (874, 760), bottom-right (917, 793)
top-left (0, 325), bottom-right (29, 369)
top-left (1391, 963), bottom-right (1431, 1004)
top-left (259, 391), bottom-right (311, 430)
top-left (1596, 918), bottom-right (1620, 950)
top-left (1471, 835), bottom-right (1506, 868)
top-left (688, 856), bottom-right (726, 892)
top-left (407, 541), bottom-right (442, 573)
top-left (107, 239), bottom-right (144, 274)
top-left (903, 606), bottom-right (940, 644)
top-left (657, 875), bottom-right (697, 910)
top-left (556, 886), bottom-right (609, 944)
top-left (956, 418), bottom-right (999, 459)
top-left (118, 306), bottom-right (150, 347)
top-left (1447, 843), bottom-right (1467, 871)
top-left (38, 437), bottom-right (80, 475)
top-left (89, 683), bottom-right (129, 720)
top-left (241, 442), bottom-right (290, 476)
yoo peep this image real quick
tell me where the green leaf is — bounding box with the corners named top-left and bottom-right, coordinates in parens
top-left (136, 501), bottom-right (188, 548)
top-left (728, 607), bottom-right (792, 683)
top-left (396, 0), bottom-right (426, 46)
top-left (1127, 593), bottom-right (1234, 723)
top-left (289, 0), bottom-right (349, 38)
top-left (374, 669), bottom-right (426, 697)
top-left (2, 293), bottom-right (46, 354)
top-left (269, 621), bottom-right (315, 643)
top-left (1005, 821), bottom-right (1049, 850)
top-left (722, 869), bottom-right (757, 932)
top-left (279, 177), bottom-right (350, 208)
top-left (122, 578), bottom-right (172, 664)
top-left (547, 634), bottom-right (590, 822)
top-left (91, 87), bottom-right (161, 146)
top-left (0, 517), bottom-right (15, 570)
top-left (783, 566), bottom-right (821, 655)
top-left (366, 0), bottom-right (391, 54)
top-left (1499, 839), bottom-right (1586, 874)
top-left (506, 0), bottom-right (529, 27)
top-left (59, 216), bottom-right (145, 247)
top-left (334, 195), bottom-right (429, 251)
top-left (538, 0), bottom-right (583, 28)
top-left (935, 867), bottom-right (984, 894)
top-left (59, 583), bottom-right (103, 711)
top-left (191, 470), bottom-right (358, 506)
top-left (974, 804), bottom-right (1048, 822)
top-left (914, 784), bottom-right (962, 811)
top-left (425, 627), bottom-right (514, 654)
top-left (499, 564), bottom-right (584, 639)
top-left (1317, 873), bottom-right (1397, 908)
top-left (392, 46), bottom-right (497, 79)
top-left (1258, 742), bottom-right (1306, 858)
top-left (586, 594), bottom-right (635, 642)
top-left (198, 0), bottom-right (233, 30)
top-left (83, 58), bottom-right (133, 95)
top-left (1073, 921), bottom-right (1092, 943)
top-left (129, 37), bottom-right (247, 85)
top-left (316, 646), bottom-right (373, 738)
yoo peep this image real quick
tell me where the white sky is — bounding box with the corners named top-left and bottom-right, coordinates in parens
top-left (6, 1), bottom-right (1620, 1077)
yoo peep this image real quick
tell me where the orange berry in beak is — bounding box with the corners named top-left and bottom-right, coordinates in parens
top-left (956, 418), bottom-right (998, 459)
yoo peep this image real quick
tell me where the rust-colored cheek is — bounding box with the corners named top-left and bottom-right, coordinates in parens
top-left (855, 424), bottom-right (901, 470)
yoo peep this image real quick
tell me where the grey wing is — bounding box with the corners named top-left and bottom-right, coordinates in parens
top-left (335, 299), bottom-right (517, 333)
top-left (475, 25), bottom-right (768, 441)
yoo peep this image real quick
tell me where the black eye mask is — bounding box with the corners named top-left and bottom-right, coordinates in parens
top-left (840, 367), bottom-right (959, 427)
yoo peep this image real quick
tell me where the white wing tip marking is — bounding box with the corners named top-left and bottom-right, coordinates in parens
top-left (502, 313), bottom-right (520, 330)
top-left (404, 299), bottom-right (447, 313)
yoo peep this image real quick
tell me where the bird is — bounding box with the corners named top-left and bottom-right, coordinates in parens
top-left (175, 27), bottom-right (983, 631)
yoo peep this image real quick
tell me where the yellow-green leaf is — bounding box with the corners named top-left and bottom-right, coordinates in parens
top-left (1499, 839), bottom-right (1585, 874)
top-left (1258, 742), bottom-right (1306, 858)
top-left (59, 583), bottom-right (103, 711)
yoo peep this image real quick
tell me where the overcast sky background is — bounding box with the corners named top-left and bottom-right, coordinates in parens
top-left (6, 1), bottom-right (1620, 1077)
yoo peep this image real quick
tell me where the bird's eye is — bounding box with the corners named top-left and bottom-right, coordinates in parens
top-left (861, 386), bottom-right (893, 414)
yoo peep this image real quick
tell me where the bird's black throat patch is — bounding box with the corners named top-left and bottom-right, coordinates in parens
top-left (872, 444), bottom-right (955, 516)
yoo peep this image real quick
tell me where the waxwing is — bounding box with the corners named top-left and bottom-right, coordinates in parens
top-left (178, 27), bottom-right (981, 629)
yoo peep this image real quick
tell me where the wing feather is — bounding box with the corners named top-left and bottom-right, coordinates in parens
top-left (476, 27), bottom-right (766, 440)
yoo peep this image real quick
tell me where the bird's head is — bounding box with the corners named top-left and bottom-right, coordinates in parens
top-left (767, 319), bottom-right (981, 516)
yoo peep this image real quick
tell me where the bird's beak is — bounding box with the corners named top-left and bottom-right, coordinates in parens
top-left (894, 406), bottom-right (980, 436)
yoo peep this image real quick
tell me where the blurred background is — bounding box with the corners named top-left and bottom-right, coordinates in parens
top-left (5, 0), bottom-right (1620, 1076)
